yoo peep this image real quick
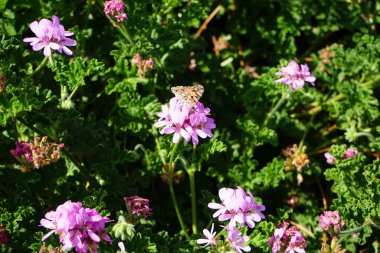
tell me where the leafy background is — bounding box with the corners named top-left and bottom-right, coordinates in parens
top-left (1, 0), bottom-right (380, 252)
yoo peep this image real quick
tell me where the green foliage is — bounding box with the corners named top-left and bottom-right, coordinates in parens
top-left (1, 0), bottom-right (380, 252)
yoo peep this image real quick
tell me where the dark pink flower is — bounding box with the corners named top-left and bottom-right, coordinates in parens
top-left (124, 196), bottom-right (153, 219)
top-left (0, 224), bottom-right (10, 244)
top-left (275, 60), bottom-right (316, 91)
top-left (342, 148), bottom-right (358, 159)
top-left (23, 16), bottom-right (76, 56)
top-left (104, 0), bottom-right (128, 22)
top-left (40, 200), bottom-right (112, 253)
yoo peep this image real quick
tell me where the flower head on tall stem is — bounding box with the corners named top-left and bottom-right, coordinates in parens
top-left (275, 60), bottom-right (316, 91)
top-left (154, 97), bottom-right (216, 145)
top-left (23, 16), bottom-right (76, 56)
top-left (104, 0), bottom-right (128, 22)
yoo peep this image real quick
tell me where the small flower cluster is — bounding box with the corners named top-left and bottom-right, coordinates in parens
top-left (0, 224), bottom-right (10, 245)
top-left (275, 60), bottom-right (316, 91)
top-left (324, 147), bottom-right (359, 164)
top-left (40, 200), bottom-right (112, 253)
top-left (124, 196), bottom-right (153, 219)
top-left (0, 74), bottom-right (6, 93)
top-left (132, 53), bottom-right (154, 78)
top-left (282, 144), bottom-right (309, 185)
top-left (197, 187), bottom-right (265, 252)
top-left (268, 221), bottom-right (307, 253)
top-left (154, 97), bottom-right (216, 145)
top-left (10, 136), bottom-right (64, 172)
top-left (104, 0), bottom-right (128, 22)
top-left (23, 16), bottom-right (76, 56)
top-left (319, 211), bottom-right (344, 235)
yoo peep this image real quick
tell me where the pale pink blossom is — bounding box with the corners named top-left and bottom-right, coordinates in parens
top-left (275, 60), bottom-right (316, 91)
top-left (319, 211), bottom-right (344, 234)
top-left (324, 152), bottom-right (336, 164)
top-left (104, 0), bottom-right (128, 22)
top-left (154, 97), bottom-right (216, 145)
top-left (196, 223), bottom-right (217, 248)
top-left (226, 226), bottom-right (251, 253)
top-left (23, 16), bottom-right (76, 56)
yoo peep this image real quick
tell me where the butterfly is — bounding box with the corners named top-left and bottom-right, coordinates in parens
top-left (171, 84), bottom-right (204, 108)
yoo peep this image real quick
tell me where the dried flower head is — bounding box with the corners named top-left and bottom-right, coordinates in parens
top-left (39, 243), bottom-right (62, 253)
top-left (124, 196), bottom-right (153, 219)
top-left (212, 35), bottom-right (229, 56)
top-left (132, 53), bottom-right (154, 78)
top-left (282, 144), bottom-right (309, 185)
top-left (10, 136), bottom-right (64, 172)
top-left (0, 224), bottom-right (10, 244)
top-left (0, 74), bottom-right (6, 93)
top-left (283, 144), bottom-right (309, 170)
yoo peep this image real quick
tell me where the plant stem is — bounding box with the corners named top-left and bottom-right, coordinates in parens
top-left (30, 57), bottom-right (48, 77)
top-left (289, 221), bottom-right (315, 238)
top-left (168, 142), bottom-right (188, 237)
top-left (262, 89), bottom-right (289, 129)
top-left (188, 144), bottom-right (198, 234)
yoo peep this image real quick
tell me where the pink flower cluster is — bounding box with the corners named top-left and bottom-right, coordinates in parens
top-left (324, 147), bottom-right (358, 164)
top-left (208, 187), bottom-right (265, 229)
top-left (319, 211), bottom-right (344, 234)
top-left (198, 187), bottom-right (265, 252)
top-left (104, 0), bottom-right (128, 22)
top-left (10, 136), bottom-right (64, 172)
top-left (132, 54), bottom-right (154, 78)
top-left (23, 16), bottom-right (76, 56)
top-left (154, 97), bottom-right (216, 145)
top-left (275, 60), bottom-right (316, 91)
top-left (40, 200), bottom-right (112, 253)
top-left (268, 221), bottom-right (307, 253)
top-left (124, 196), bottom-right (153, 219)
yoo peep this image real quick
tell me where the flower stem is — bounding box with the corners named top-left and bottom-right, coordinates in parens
top-left (262, 88), bottom-right (289, 129)
top-left (188, 144), bottom-right (198, 234)
top-left (30, 57), bottom-right (48, 77)
top-left (168, 142), bottom-right (188, 237)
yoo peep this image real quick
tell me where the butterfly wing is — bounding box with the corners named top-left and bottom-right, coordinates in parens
top-left (171, 84), bottom-right (204, 108)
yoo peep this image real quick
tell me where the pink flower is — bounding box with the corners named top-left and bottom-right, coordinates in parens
top-left (226, 226), bottom-right (251, 253)
top-left (268, 221), bottom-right (307, 253)
top-left (342, 148), bottom-right (358, 159)
top-left (124, 196), bottom-right (153, 219)
top-left (23, 16), bottom-right (76, 56)
top-left (40, 200), bottom-right (112, 253)
top-left (275, 60), bottom-right (316, 91)
top-left (197, 223), bottom-right (217, 248)
top-left (154, 97), bottom-right (216, 145)
top-left (319, 211), bottom-right (344, 234)
top-left (324, 152), bottom-right (336, 164)
top-left (104, 0), bottom-right (128, 22)
top-left (208, 187), bottom-right (265, 228)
